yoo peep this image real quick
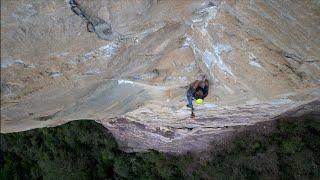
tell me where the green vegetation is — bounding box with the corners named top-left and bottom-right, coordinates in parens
top-left (1, 118), bottom-right (319, 179)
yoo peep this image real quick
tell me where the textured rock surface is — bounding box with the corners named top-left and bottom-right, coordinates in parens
top-left (1, 0), bottom-right (320, 153)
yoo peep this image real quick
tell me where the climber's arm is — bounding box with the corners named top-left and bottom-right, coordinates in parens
top-left (192, 80), bottom-right (200, 89)
top-left (202, 81), bottom-right (209, 99)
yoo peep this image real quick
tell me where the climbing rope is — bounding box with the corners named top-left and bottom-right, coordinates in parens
top-left (69, 0), bottom-right (149, 44)
top-left (69, 0), bottom-right (116, 41)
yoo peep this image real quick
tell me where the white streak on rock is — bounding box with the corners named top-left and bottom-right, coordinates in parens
top-left (213, 44), bottom-right (233, 76)
top-left (99, 42), bottom-right (119, 58)
top-left (182, 36), bottom-right (234, 76)
top-left (202, 104), bottom-right (218, 109)
top-left (249, 61), bottom-right (262, 68)
top-left (49, 72), bottom-right (63, 77)
top-left (81, 42), bottom-right (120, 62)
top-left (192, 6), bottom-right (218, 28)
top-left (138, 22), bottom-right (166, 39)
top-left (82, 52), bottom-right (94, 62)
top-left (249, 53), bottom-right (263, 69)
top-left (118, 80), bottom-right (134, 85)
top-left (85, 68), bottom-right (101, 75)
top-left (203, 49), bottom-right (214, 68)
top-left (1, 58), bottom-right (28, 68)
top-left (270, 98), bottom-right (293, 105)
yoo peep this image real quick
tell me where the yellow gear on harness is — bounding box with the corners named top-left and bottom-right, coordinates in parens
top-left (195, 98), bottom-right (204, 105)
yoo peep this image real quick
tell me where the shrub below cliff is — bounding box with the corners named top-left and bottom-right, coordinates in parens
top-left (1, 117), bottom-right (319, 179)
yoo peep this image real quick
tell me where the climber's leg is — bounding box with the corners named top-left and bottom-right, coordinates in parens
top-left (186, 89), bottom-right (194, 110)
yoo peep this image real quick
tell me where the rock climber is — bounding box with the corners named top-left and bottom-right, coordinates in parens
top-left (186, 73), bottom-right (209, 110)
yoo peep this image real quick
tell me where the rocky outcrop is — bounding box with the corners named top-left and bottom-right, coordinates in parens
top-left (1, 0), bottom-right (319, 153)
top-left (102, 98), bottom-right (320, 153)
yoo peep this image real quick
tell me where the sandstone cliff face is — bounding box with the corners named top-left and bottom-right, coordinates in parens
top-left (1, 0), bottom-right (319, 153)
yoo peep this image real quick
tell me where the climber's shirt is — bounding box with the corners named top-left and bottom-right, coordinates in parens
top-left (187, 80), bottom-right (209, 99)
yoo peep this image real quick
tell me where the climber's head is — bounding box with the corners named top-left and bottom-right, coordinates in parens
top-left (196, 73), bottom-right (207, 81)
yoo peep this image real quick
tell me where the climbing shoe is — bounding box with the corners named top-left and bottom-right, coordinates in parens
top-left (186, 104), bottom-right (194, 110)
